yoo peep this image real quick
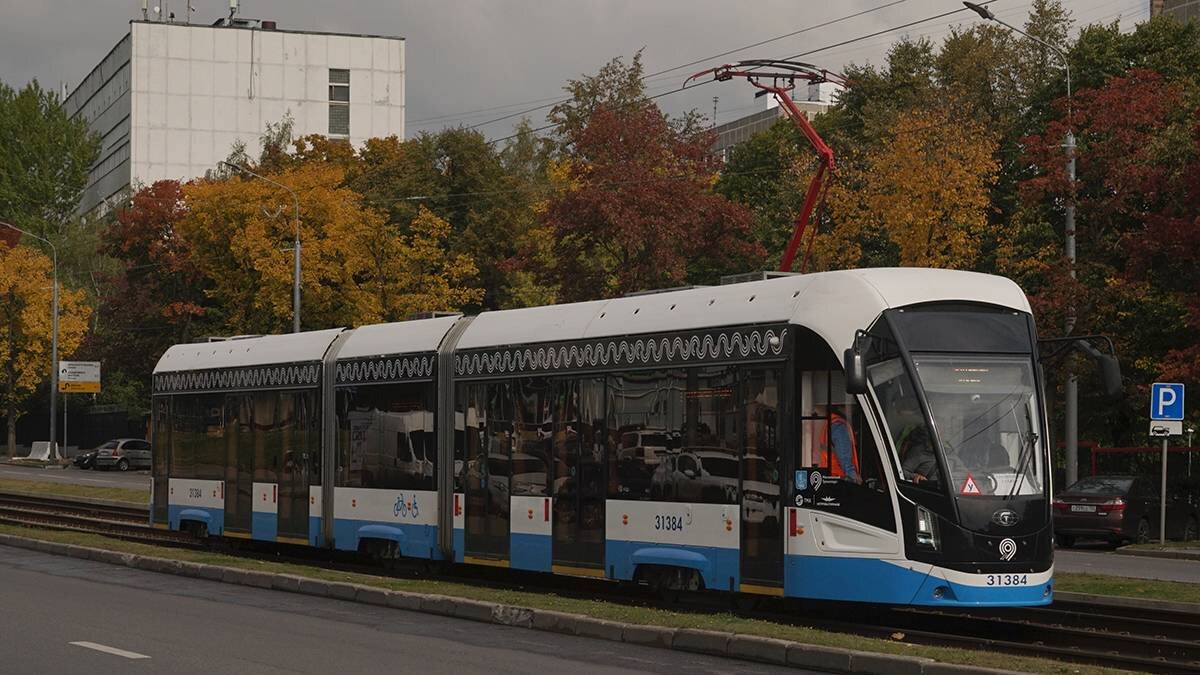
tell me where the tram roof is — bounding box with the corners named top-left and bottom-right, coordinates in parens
top-left (153, 268), bottom-right (1029, 373)
top-left (455, 268), bottom-right (1029, 351)
top-left (153, 328), bottom-right (344, 373)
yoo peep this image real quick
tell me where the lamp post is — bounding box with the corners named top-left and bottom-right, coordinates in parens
top-left (219, 161), bottom-right (302, 333)
top-left (963, 2), bottom-right (1080, 484)
top-left (0, 221), bottom-right (59, 456)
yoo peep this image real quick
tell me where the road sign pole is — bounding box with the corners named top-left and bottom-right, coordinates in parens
top-left (1160, 435), bottom-right (1168, 545)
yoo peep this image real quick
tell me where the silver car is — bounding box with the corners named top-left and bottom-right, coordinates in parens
top-left (93, 439), bottom-right (152, 471)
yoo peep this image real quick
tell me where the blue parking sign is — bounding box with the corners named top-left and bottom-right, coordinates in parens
top-left (1150, 383), bottom-right (1184, 421)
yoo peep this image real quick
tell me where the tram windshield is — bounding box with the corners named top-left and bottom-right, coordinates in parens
top-left (910, 354), bottom-right (1043, 498)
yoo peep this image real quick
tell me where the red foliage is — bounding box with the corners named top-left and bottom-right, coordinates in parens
top-left (541, 106), bottom-right (762, 301)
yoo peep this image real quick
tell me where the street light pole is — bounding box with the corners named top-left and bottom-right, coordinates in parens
top-left (219, 161), bottom-right (302, 333)
top-left (963, 2), bottom-right (1079, 484)
top-left (0, 221), bottom-right (59, 457)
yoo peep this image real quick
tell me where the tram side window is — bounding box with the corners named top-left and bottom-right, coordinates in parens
top-left (512, 378), bottom-right (551, 496)
top-left (798, 370), bottom-right (893, 531)
top-left (337, 383), bottom-right (436, 490)
top-left (170, 394), bottom-right (224, 480)
top-left (455, 384), bottom-right (488, 493)
top-left (869, 358), bottom-right (938, 488)
top-left (607, 370), bottom-right (682, 501)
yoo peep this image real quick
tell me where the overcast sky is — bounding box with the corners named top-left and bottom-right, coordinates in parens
top-left (0, 0), bottom-right (1147, 140)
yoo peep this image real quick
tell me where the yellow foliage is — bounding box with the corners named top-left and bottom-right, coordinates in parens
top-left (181, 164), bottom-right (482, 332)
top-left (812, 104), bottom-right (999, 270)
top-left (0, 244), bottom-right (90, 413)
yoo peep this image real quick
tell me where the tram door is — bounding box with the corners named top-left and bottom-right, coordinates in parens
top-left (223, 394), bottom-right (254, 534)
top-left (740, 368), bottom-right (784, 589)
top-left (277, 391), bottom-right (317, 540)
top-left (551, 379), bottom-right (606, 571)
top-left (464, 383), bottom-right (511, 559)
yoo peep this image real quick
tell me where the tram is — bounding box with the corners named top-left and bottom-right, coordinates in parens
top-left (150, 268), bottom-right (1055, 606)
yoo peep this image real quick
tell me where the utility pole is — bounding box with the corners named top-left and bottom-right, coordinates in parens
top-left (219, 161), bottom-right (302, 333)
top-left (964, 1), bottom-right (1077, 484)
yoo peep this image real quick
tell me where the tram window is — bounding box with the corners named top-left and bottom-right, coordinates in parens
top-left (336, 383), bottom-right (435, 490)
top-left (512, 378), bottom-right (551, 496)
top-left (798, 369), bottom-right (894, 531)
top-left (608, 370), bottom-right (684, 501)
top-left (455, 384), bottom-right (488, 493)
top-left (869, 358), bottom-right (938, 488)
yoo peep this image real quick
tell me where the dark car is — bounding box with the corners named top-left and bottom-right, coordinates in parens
top-left (1054, 475), bottom-right (1199, 547)
top-left (72, 448), bottom-right (100, 469)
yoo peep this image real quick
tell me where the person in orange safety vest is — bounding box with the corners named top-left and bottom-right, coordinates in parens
top-left (816, 406), bottom-right (861, 484)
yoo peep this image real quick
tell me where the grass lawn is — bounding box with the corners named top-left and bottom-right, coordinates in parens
top-left (0, 523), bottom-right (1126, 674)
top-left (0, 477), bottom-right (147, 506)
top-left (1055, 572), bottom-right (1200, 604)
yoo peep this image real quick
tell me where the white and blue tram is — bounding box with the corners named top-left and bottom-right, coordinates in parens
top-left (150, 268), bottom-right (1054, 606)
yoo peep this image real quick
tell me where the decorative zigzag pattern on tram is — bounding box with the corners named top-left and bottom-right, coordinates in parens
top-left (455, 327), bottom-right (787, 376)
top-left (153, 363), bottom-right (322, 394)
top-left (335, 355), bottom-right (435, 384)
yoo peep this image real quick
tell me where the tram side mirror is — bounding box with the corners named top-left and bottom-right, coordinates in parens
top-left (844, 348), bottom-right (868, 395)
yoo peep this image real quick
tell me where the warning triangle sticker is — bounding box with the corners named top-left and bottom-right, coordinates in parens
top-left (960, 473), bottom-right (982, 495)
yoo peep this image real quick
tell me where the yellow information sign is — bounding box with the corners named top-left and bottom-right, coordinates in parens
top-left (59, 381), bottom-right (101, 393)
top-left (58, 361), bottom-right (101, 394)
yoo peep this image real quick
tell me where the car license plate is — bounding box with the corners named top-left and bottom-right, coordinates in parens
top-left (1070, 504), bottom-right (1096, 513)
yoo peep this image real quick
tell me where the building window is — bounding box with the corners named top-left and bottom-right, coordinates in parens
top-left (329, 69), bottom-right (350, 136)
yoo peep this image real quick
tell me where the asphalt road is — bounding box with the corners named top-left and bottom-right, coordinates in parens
top-left (1055, 547), bottom-right (1200, 583)
top-left (0, 545), bottom-right (800, 675)
top-left (0, 463), bottom-right (150, 490)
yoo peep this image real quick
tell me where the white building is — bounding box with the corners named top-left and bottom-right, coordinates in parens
top-left (64, 17), bottom-right (405, 214)
top-left (713, 82), bottom-right (842, 161)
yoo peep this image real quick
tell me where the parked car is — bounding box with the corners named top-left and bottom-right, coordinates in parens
top-left (92, 439), bottom-right (152, 472)
top-left (1053, 474), bottom-right (1199, 547)
top-left (72, 447), bottom-right (100, 469)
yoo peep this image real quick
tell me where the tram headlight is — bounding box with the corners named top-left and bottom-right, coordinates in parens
top-left (916, 505), bottom-right (940, 552)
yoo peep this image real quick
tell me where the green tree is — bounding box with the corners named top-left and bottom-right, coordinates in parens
top-left (0, 80), bottom-right (99, 240)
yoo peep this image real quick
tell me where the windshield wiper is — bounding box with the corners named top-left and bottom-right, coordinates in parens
top-left (1006, 405), bottom-right (1039, 499)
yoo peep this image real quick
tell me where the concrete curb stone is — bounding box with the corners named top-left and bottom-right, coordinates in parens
top-left (728, 635), bottom-right (791, 665)
top-left (850, 652), bottom-right (932, 675)
top-left (530, 609), bottom-right (579, 635)
top-left (419, 594), bottom-right (458, 617)
top-left (492, 604), bottom-right (533, 628)
top-left (452, 598), bottom-right (500, 623)
top-left (387, 591), bottom-right (423, 611)
top-left (0, 532), bottom-right (1028, 674)
top-left (1115, 546), bottom-right (1200, 561)
top-left (621, 624), bottom-right (674, 648)
top-left (673, 628), bottom-right (733, 656)
top-left (1055, 590), bottom-right (1200, 614)
top-left (787, 643), bottom-right (854, 672)
top-left (270, 573), bottom-right (304, 593)
top-left (574, 617), bottom-right (625, 642)
top-left (355, 586), bottom-right (391, 607)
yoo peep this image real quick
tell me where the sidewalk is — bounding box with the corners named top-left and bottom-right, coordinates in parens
top-left (1116, 545), bottom-right (1200, 562)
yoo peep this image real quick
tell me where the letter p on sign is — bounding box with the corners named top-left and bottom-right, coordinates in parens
top-left (1151, 383), bottom-right (1184, 421)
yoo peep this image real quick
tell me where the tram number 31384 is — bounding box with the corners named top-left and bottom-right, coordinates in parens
top-left (654, 514), bottom-right (685, 531)
top-left (986, 574), bottom-right (1028, 586)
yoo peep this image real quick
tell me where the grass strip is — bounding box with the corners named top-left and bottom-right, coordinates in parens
top-left (0, 523), bottom-right (1124, 674)
top-left (1055, 572), bottom-right (1200, 604)
top-left (0, 478), bottom-right (146, 507)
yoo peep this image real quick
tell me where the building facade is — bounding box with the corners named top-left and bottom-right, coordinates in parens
top-left (1151, 0), bottom-right (1200, 22)
top-left (64, 19), bottom-right (405, 214)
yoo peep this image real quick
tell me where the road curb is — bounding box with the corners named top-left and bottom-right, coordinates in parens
top-left (0, 531), bottom-right (1021, 674)
top-left (1055, 590), bottom-right (1200, 614)
top-left (1114, 545), bottom-right (1200, 562)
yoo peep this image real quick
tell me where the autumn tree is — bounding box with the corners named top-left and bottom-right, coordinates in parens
top-left (0, 243), bottom-right (90, 453)
top-left (813, 104), bottom-right (999, 270)
top-left (537, 103), bottom-right (760, 301)
top-left (87, 180), bottom-right (209, 391)
top-left (181, 162), bottom-right (482, 333)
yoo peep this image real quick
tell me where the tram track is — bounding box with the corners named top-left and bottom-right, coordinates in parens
top-left (1, 491), bottom-right (1196, 672)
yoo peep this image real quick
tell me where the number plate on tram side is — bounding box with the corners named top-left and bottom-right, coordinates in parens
top-left (986, 574), bottom-right (1028, 586)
